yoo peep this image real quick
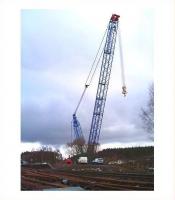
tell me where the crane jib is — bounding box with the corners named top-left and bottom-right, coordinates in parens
top-left (71, 14), bottom-right (125, 154)
top-left (87, 17), bottom-right (119, 153)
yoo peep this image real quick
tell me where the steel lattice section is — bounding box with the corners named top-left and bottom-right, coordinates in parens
top-left (72, 114), bottom-right (83, 139)
top-left (88, 19), bottom-right (119, 152)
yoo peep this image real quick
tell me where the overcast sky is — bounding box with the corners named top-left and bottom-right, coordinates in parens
top-left (21, 6), bottom-right (154, 154)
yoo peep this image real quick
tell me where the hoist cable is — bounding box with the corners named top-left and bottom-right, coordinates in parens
top-left (74, 86), bottom-right (88, 114)
top-left (118, 23), bottom-right (127, 96)
top-left (87, 46), bottom-right (104, 86)
top-left (85, 28), bottom-right (107, 86)
top-left (74, 28), bottom-right (107, 114)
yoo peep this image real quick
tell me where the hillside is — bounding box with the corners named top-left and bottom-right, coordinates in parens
top-left (97, 146), bottom-right (154, 161)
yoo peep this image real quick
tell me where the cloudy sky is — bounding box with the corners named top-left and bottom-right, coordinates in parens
top-left (21, 5), bottom-right (154, 154)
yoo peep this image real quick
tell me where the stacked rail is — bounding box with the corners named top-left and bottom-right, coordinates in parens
top-left (21, 167), bottom-right (154, 191)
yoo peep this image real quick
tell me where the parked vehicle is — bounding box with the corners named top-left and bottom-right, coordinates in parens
top-left (92, 158), bottom-right (104, 164)
top-left (77, 157), bottom-right (88, 164)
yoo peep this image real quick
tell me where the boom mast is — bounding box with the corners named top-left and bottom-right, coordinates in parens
top-left (87, 14), bottom-right (120, 154)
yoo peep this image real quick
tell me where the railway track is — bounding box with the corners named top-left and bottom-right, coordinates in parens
top-left (55, 168), bottom-right (154, 182)
top-left (21, 167), bottom-right (154, 191)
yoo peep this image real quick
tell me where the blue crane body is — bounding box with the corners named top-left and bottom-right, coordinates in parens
top-left (72, 14), bottom-right (126, 154)
top-left (87, 14), bottom-right (120, 153)
top-left (72, 114), bottom-right (83, 139)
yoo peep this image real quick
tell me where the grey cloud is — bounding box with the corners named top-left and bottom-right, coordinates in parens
top-left (21, 88), bottom-right (152, 147)
top-left (21, 101), bottom-right (72, 146)
top-left (21, 9), bottom-right (154, 148)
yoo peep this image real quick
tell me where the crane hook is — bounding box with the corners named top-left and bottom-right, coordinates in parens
top-left (122, 86), bottom-right (127, 97)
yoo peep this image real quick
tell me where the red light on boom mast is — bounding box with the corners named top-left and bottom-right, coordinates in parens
top-left (110, 14), bottom-right (120, 22)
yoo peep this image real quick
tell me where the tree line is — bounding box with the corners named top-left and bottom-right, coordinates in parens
top-left (97, 146), bottom-right (154, 160)
top-left (21, 146), bottom-right (63, 164)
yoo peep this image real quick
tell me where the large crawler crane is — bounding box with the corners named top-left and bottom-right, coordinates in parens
top-left (72, 14), bottom-right (126, 155)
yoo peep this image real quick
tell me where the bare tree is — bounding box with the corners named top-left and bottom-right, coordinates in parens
top-left (140, 83), bottom-right (154, 140)
top-left (66, 137), bottom-right (88, 156)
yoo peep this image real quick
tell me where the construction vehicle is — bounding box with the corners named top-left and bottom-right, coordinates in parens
top-left (71, 14), bottom-right (127, 156)
top-left (91, 157), bottom-right (104, 164)
top-left (77, 156), bottom-right (88, 164)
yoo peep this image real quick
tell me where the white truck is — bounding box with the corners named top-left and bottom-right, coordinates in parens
top-left (77, 156), bottom-right (88, 164)
top-left (92, 158), bottom-right (104, 164)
